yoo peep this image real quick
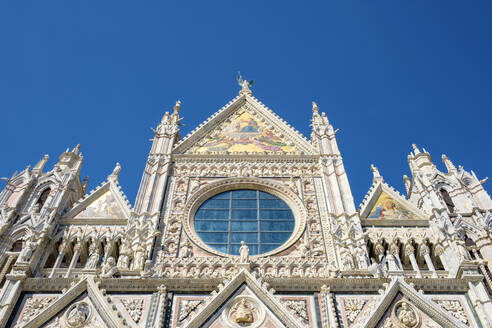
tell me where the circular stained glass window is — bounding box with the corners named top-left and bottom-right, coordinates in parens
top-left (194, 189), bottom-right (295, 256)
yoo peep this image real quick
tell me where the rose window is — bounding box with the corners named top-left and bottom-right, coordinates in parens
top-left (194, 189), bottom-right (295, 256)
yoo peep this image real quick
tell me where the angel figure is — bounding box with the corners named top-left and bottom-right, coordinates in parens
top-left (237, 72), bottom-right (254, 90)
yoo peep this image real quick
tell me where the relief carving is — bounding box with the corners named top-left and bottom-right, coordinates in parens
top-left (433, 299), bottom-right (468, 325)
top-left (19, 296), bottom-right (57, 324)
top-left (343, 298), bottom-right (367, 324)
top-left (121, 298), bottom-right (143, 323)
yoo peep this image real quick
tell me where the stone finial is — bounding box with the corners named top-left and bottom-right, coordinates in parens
top-left (109, 163), bottom-right (121, 181)
top-left (412, 144), bottom-right (420, 155)
top-left (442, 154), bottom-right (457, 173)
top-left (82, 176), bottom-right (89, 192)
top-left (173, 100), bottom-right (181, 114)
top-left (32, 154), bottom-right (49, 174)
top-left (371, 164), bottom-right (383, 183)
top-left (72, 144), bottom-right (81, 154)
top-left (403, 174), bottom-right (411, 194)
top-left (312, 101), bottom-right (319, 114)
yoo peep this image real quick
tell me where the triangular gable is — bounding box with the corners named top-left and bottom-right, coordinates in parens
top-left (62, 177), bottom-right (131, 223)
top-left (174, 94), bottom-right (315, 156)
top-left (361, 278), bottom-right (467, 328)
top-left (359, 181), bottom-right (428, 226)
top-left (21, 277), bottom-right (128, 328)
top-left (183, 269), bottom-right (303, 328)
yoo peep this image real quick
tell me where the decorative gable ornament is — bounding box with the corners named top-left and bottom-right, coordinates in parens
top-left (359, 179), bottom-right (428, 226)
top-left (173, 91), bottom-right (315, 156)
top-left (182, 269), bottom-right (303, 328)
top-left (62, 164), bottom-right (131, 224)
top-left (360, 278), bottom-right (468, 328)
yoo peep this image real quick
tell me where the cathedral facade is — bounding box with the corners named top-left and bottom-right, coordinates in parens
top-left (1, 82), bottom-right (492, 327)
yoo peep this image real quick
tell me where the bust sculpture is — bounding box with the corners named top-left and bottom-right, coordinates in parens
top-left (397, 302), bottom-right (418, 327)
top-left (234, 299), bottom-right (254, 324)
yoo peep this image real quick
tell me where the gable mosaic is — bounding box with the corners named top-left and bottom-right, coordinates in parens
top-left (368, 192), bottom-right (416, 220)
top-left (74, 191), bottom-right (125, 219)
top-left (189, 111), bottom-right (297, 154)
top-left (0, 80), bottom-right (491, 328)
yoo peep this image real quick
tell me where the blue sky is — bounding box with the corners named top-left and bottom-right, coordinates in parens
top-left (1, 1), bottom-right (491, 205)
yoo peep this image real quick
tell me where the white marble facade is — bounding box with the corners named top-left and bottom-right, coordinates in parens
top-left (0, 82), bottom-right (491, 327)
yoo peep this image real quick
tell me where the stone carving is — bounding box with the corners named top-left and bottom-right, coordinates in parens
top-left (340, 247), bottom-right (355, 270)
top-left (355, 246), bottom-right (368, 269)
top-left (343, 298), bottom-right (367, 324)
top-left (233, 299), bottom-right (254, 324)
top-left (239, 241), bottom-right (249, 263)
top-left (133, 244), bottom-right (146, 271)
top-left (296, 239), bottom-right (309, 258)
top-left (100, 256), bottom-right (118, 278)
top-left (283, 300), bottom-right (309, 323)
top-left (434, 299), bottom-right (468, 325)
top-left (382, 317), bottom-right (397, 328)
top-left (223, 296), bottom-right (265, 328)
top-left (85, 240), bottom-right (101, 269)
top-left (180, 239), bottom-right (193, 258)
top-left (121, 298), bottom-right (143, 323)
top-left (65, 302), bottom-right (91, 328)
top-left (17, 234), bottom-right (37, 263)
top-left (394, 302), bottom-right (419, 328)
top-left (20, 296), bottom-right (57, 324)
top-left (117, 239), bottom-right (132, 269)
top-left (178, 300), bottom-right (203, 322)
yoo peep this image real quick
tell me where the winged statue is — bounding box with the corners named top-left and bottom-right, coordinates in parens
top-left (237, 72), bottom-right (254, 89)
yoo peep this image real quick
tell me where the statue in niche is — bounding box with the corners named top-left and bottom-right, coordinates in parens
top-left (133, 244), bottom-right (146, 271)
top-left (85, 240), bottom-right (101, 269)
top-left (233, 299), bottom-right (254, 324)
top-left (386, 250), bottom-right (399, 271)
top-left (117, 239), bottom-right (132, 269)
top-left (396, 302), bottom-right (419, 327)
top-left (239, 241), bottom-right (249, 263)
top-left (100, 256), bottom-right (118, 278)
top-left (180, 239), bottom-right (193, 258)
top-left (354, 246), bottom-right (368, 269)
top-left (17, 234), bottom-right (37, 263)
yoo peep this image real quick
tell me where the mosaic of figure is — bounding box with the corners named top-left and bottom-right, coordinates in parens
top-left (368, 192), bottom-right (415, 220)
top-left (75, 192), bottom-right (124, 219)
top-left (194, 112), bottom-right (295, 153)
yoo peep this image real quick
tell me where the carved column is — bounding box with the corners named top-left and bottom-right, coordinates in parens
top-left (49, 241), bottom-right (68, 278)
top-left (389, 243), bottom-right (403, 270)
top-left (0, 279), bottom-right (22, 327)
top-left (405, 244), bottom-right (421, 278)
top-left (65, 242), bottom-right (81, 278)
top-left (419, 244), bottom-right (437, 278)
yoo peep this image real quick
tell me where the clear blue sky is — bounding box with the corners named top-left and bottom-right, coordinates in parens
top-left (1, 1), bottom-right (491, 205)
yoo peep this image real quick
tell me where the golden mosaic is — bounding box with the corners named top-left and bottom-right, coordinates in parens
top-left (191, 112), bottom-right (296, 153)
